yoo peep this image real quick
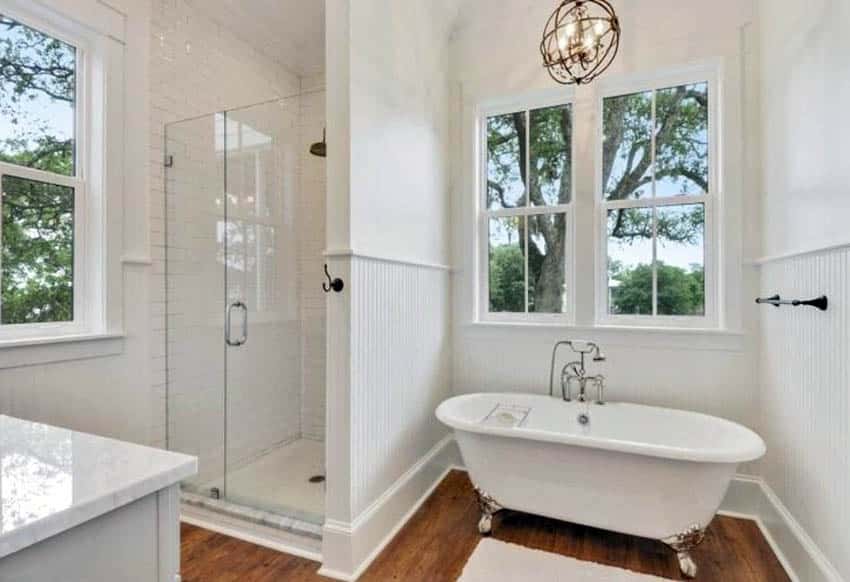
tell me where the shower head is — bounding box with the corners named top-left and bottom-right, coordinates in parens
top-left (310, 129), bottom-right (326, 158)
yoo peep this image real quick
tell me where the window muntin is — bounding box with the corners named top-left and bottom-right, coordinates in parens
top-left (482, 102), bottom-right (572, 318)
top-left (0, 13), bottom-right (82, 330)
top-left (601, 80), bottom-right (711, 322)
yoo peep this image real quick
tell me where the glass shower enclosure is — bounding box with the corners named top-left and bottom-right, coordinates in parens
top-left (164, 95), bottom-right (324, 528)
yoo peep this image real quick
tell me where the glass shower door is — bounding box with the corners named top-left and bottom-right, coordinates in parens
top-left (164, 113), bottom-right (227, 498)
top-left (222, 99), bottom-right (310, 519)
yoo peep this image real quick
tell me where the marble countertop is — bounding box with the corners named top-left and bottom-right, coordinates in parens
top-left (0, 415), bottom-right (197, 559)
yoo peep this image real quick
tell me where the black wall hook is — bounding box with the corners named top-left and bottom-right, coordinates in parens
top-left (755, 294), bottom-right (828, 311)
top-left (323, 264), bottom-right (344, 293)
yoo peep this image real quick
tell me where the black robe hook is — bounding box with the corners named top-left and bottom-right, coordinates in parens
top-left (323, 264), bottom-right (344, 293)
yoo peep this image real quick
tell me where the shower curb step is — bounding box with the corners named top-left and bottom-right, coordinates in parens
top-left (181, 491), bottom-right (323, 540)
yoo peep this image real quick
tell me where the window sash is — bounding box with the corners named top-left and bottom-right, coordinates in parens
top-left (596, 70), bottom-right (719, 329)
top-left (479, 209), bottom-right (572, 321)
top-left (0, 161), bottom-right (87, 338)
top-left (0, 7), bottom-right (89, 338)
top-left (478, 96), bottom-right (575, 322)
top-left (0, 7), bottom-right (84, 182)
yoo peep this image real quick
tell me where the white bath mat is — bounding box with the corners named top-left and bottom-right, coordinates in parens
top-left (458, 538), bottom-right (669, 582)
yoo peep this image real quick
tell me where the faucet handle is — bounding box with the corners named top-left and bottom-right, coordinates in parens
top-left (592, 375), bottom-right (606, 405)
top-left (560, 367), bottom-right (573, 402)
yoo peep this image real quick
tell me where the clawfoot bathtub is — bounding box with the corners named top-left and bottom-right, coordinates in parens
top-left (436, 393), bottom-right (765, 579)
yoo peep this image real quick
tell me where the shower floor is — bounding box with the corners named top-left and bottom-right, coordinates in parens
top-left (200, 438), bottom-right (325, 525)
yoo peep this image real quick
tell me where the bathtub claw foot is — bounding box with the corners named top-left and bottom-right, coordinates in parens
top-left (676, 552), bottom-right (698, 579)
top-left (662, 524), bottom-right (705, 579)
top-left (478, 513), bottom-right (493, 535)
top-left (473, 487), bottom-right (502, 535)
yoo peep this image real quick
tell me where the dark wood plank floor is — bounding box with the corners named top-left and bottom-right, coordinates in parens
top-left (180, 470), bottom-right (789, 581)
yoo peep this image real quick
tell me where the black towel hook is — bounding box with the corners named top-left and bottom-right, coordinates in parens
top-left (323, 264), bottom-right (344, 293)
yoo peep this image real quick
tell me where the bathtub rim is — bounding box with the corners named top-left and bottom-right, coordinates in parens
top-left (436, 393), bottom-right (766, 465)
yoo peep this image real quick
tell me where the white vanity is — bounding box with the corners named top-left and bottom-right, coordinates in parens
top-left (0, 415), bottom-right (197, 582)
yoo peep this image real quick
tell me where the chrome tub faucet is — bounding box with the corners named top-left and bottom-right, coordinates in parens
top-left (549, 340), bottom-right (607, 404)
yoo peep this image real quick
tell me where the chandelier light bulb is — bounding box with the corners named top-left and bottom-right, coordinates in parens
top-left (594, 20), bottom-right (605, 36)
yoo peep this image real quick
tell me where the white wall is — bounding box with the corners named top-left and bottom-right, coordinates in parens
top-left (757, 1), bottom-right (850, 579)
top-left (0, 0), bottom-right (154, 446)
top-left (449, 0), bottom-right (761, 451)
top-left (346, 1), bottom-right (453, 266)
top-left (322, 0), bottom-right (455, 576)
top-left (759, 0), bottom-right (850, 260)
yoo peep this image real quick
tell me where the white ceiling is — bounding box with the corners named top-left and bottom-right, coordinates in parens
top-left (204, 0), bottom-right (326, 77)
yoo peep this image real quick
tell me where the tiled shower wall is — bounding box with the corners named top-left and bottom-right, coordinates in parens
top-left (150, 1), bottom-right (326, 481)
top-left (298, 76), bottom-right (327, 442)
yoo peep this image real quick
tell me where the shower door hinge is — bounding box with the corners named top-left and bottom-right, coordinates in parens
top-left (164, 155), bottom-right (174, 168)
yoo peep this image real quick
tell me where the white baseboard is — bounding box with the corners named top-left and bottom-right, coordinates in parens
top-left (318, 435), bottom-right (462, 581)
top-left (752, 480), bottom-right (843, 582)
top-left (716, 474), bottom-right (843, 582)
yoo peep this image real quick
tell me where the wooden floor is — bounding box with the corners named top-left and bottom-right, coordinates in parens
top-left (180, 470), bottom-right (789, 581)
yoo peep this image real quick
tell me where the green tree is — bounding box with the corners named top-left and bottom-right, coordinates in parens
top-left (609, 262), bottom-right (705, 316)
top-left (489, 245), bottom-right (525, 313)
top-left (0, 15), bottom-right (76, 324)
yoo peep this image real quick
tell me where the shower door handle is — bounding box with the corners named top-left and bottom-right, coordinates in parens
top-left (226, 301), bottom-right (248, 347)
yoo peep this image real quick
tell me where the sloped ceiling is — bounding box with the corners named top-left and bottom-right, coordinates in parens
top-left (203, 0), bottom-right (326, 76)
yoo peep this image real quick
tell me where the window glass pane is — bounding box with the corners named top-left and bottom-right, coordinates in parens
top-left (607, 207), bottom-right (653, 315)
top-left (655, 83), bottom-right (708, 197)
top-left (0, 15), bottom-right (76, 176)
top-left (486, 112), bottom-right (526, 209)
top-left (603, 91), bottom-right (652, 201)
top-left (656, 204), bottom-right (705, 316)
top-left (530, 105), bottom-right (571, 206)
top-left (1, 175), bottom-right (74, 324)
top-left (528, 213), bottom-right (566, 313)
top-left (488, 216), bottom-right (524, 312)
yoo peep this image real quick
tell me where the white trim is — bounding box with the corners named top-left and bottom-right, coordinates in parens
top-left (462, 321), bottom-right (746, 351)
top-left (756, 480), bottom-right (844, 582)
top-left (323, 248), bottom-right (453, 272)
top-left (121, 255), bottom-right (154, 266)
top-left (748, 239), bottom-right (850, 266)
top-left (319, 435), bottom-right (461, 581)
top-left (0, 332), bottom-right (123, 369)
top-left (350, 435), bottom-right (454, 532)
top-left (717, 475), bottom-right (845, 582)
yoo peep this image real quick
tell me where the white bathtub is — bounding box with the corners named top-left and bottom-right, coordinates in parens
top-left (436, 393), bottom-right (766, 578)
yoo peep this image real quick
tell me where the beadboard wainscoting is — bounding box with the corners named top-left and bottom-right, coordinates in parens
top-left (758, 246), bottom-right (849, 582)
top-left (321, 254), bottom-right (454, 580)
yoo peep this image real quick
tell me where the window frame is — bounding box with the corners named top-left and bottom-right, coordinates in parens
top-left (594, 65), bottom-right (721, 329)
top-left (476, 88), bottom-right (576, 325)
top-left (0, 2), bottom-right (103, 342)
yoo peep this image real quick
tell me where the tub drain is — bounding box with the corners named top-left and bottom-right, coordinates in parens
top-left (309, 475), bottom-right (326, 484)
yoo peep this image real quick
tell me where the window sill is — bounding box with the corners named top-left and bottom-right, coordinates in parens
top-left (463, 321), bottom-right (748, 351)
top-left (0, 332), bottom-right (125, 369)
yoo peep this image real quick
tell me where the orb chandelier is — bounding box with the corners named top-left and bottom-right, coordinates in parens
top-left (540, 0), bottom-right (621, 85)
